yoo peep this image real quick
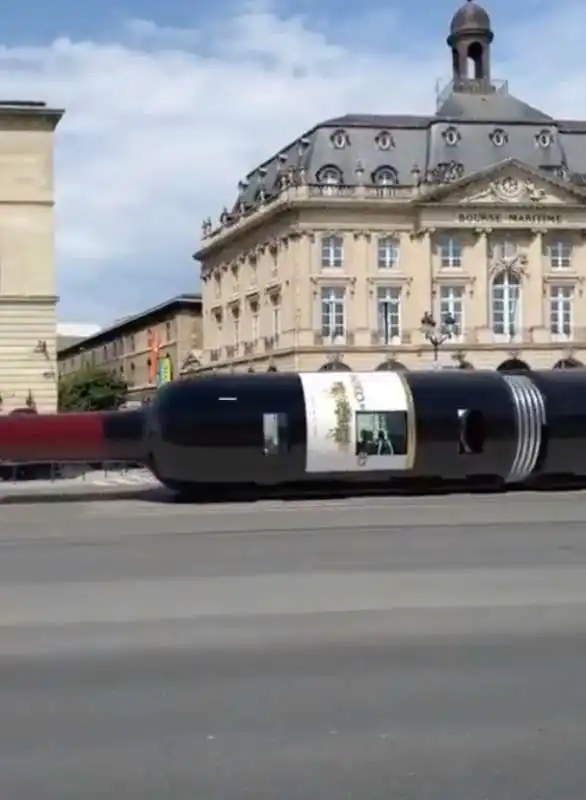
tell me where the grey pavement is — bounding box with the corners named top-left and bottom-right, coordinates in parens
top-left (1, 493), bottom-right (586, 797)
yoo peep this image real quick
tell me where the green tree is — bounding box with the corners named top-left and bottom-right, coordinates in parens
top-left (58, 364), bottom-right (128, 411)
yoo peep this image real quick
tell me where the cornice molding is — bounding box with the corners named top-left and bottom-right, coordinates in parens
top-left (0, 109), bottom-right (64, 132)
top-left (0, 294), bottom-right (58, 305)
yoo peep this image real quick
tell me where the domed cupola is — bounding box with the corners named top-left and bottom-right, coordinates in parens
top-left (447, 0), bottom-right (494, 90)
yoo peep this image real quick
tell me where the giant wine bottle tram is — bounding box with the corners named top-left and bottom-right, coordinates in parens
top-left (0, 368), bottom-right (585, 498)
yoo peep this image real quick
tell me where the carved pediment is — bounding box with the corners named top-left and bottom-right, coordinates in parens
top-left (418, 159), bottom-right (586, 208)
top-left (459, 175), bottom-right (562, 205)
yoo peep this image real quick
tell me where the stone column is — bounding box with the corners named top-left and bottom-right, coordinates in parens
top-left (351, 230), bottom-right (371, 346)
top-left (407, 228), bottom-right (433, 345)
top-left (524, 228), bottom-right (545, 337)
top-left (467, 229), bottom-right (489, 344)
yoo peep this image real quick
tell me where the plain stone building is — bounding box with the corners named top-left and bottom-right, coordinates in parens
top-left (0, 100), bottom-right (63, 409)
top-left (58, 294), bottom-right (203, 404)
top-left (194, 1), bottom-right (586, 373)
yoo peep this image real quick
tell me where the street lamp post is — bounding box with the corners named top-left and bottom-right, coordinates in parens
top-left (420, 311), bottom-right (456, 364)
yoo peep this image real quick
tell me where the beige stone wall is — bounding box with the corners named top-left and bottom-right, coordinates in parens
top-left (58, 304), bottom-right (203, 399)
top-left (197, 167), bottom-right (586, 373)
top-left (0, 299), bottom-right (58, 411)
top-left (0, 110), bottom-right (62, 410)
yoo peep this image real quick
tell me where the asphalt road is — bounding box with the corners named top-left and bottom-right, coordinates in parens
top-left (1, 491), bottom-right (586, 798)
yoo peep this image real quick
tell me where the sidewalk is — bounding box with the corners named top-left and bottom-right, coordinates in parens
top-left (0, 468), bottom-right (159, 492)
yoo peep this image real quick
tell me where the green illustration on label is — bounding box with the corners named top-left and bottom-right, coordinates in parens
top-left (327, 381), bottom-right (352, 451)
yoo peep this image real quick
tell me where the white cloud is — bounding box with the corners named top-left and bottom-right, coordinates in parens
top-left (0, 2), bottom-right (584, 321)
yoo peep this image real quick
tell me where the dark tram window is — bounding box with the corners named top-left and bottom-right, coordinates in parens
top-left (177, 405), bottom-right (260, 449)
top-left (355, 410), bottom-right (407, 456)
top-left (457, 408), bottom-right (484, 454)
top-left (263, 412), bottom-right (289, 455)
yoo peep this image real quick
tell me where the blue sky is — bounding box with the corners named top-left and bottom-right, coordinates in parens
top-left (0, 0), bottom-right (583, 325)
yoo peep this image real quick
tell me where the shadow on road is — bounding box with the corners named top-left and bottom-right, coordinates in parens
top-left (1, 477), bottom-right (586, 506)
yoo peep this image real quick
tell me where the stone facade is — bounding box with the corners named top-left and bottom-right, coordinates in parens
top-left (192, 2), bottom-right (586, 375)
top-left (195, 162), bottom-right (586, 373)
top-left (58, 294), bottom-right (203, 403)
top-left (0, 103), bottom-right (63, 411)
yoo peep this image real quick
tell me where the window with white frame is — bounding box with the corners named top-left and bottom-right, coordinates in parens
top-left (439, 285), bottom-right (464, 336)
top-left (271, 296), bottom-right (281, 338)
top-left (321, 286), bottom-right (345, 339)
top-left (376, 286), bottom-right (401, 343)
top-left (549, 285), bottom-right (573, 338)
top-left (316, 166), bottom-right (342, 195)
top-left (547, 238), bottom-right (572, 270)
top-left (250, 300), bottom-right (260, 341)
top-left (321, 234), bottom-right (343, 268)
top-left (213, 312), bottom-right (223, 349)
top-left (377, 236), bottom-right (399, 269)
top-left (373, 166), bottom-right (398, 186)
top-left (438, 234), bottom-right (462, 268)
top-left (231, 308), bottom-right (240, 348)
top-left (491, 271), bottom-right (521, 336)
top-left (488, 236), bottom-right (519, 264)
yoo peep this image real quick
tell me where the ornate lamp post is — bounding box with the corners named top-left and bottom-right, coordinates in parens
top-left (420, 311), bottom-right (456, 364)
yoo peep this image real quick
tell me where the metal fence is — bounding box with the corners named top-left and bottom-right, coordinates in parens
top-left (0, 461), bottom-right (151, 484)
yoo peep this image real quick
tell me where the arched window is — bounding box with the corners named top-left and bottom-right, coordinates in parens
top-left (491, 270), bottom-right (521, 337)
top-left (373, 166), bottom-right (398, 185)
top-left (497, 358), bottom-right (530, 373)
top-left (316, 165), bottom-right (343, 195)
top-left (375, 359), bottom-right (407, 371)
top-left (318, 360), bottom-right (351, 372)
top-left (372, 166), bottom-right (398, 197)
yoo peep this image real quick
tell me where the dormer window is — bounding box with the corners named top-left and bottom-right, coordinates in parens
top-left (316, 165), bottom-right (342, 185)
top-left (373, 166), bottom-right (398, 185)
top-left (443, 126), bottom-right (460, 146)
top-left (536, 129), bottom-right (553, 148)
top-left (490, 128), bottom-right (508, 146)
top-left (375, 130), bottom-right (394, 150)
top-left (316, 165), bottom-right (343, 195)
top-left (331, 129), bottom-right (349, 149)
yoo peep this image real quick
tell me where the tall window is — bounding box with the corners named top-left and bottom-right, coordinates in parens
top-left (271, 296), bottom-right (281, 338)
top-left (377, 236), bottom-right (399, 269)
top-left (439, 285), bottom-right (464, 336)
top-left (321, 287), bottom-right (345, 340)
top-left (438, 234), bottom-right (462, 268)
top-left (547, 238), bottom-right (572, 270)
top-left (489, 236), bottom-right (518, 264)
top-left (549, 285), bottom-right (573, 338)
top-left (231, 308), bottom-right (240, 348)
top-left (491, 271), bottom-right (521, 337)
top-left (213, 312), bottom-right (223, 350)
top-left (321, 234), bottom-right (343, 268)
top-left (376, 286), bottom-right (401, 343)
top-left (250, 301), bottom-right (260, 340)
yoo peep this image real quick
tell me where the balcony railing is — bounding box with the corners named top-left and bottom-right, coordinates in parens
top-left (201, 183), bottom-right (417, 241)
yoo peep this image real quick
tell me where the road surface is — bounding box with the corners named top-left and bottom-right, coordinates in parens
top-left (0, 490), bottom-right (585, 798)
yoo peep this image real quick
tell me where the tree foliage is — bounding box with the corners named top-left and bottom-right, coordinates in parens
top-left (58, 364), bottom-right (128, 412)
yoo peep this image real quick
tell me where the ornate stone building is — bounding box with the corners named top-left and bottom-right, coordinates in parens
top-left (0, 100), bottom-right (63, 409)
top-left (194, 1), bottom-right (586, 374)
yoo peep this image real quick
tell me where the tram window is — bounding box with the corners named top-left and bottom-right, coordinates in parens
top-left (355, 410), bottom-right (407, 456)
top-left (263, 412), bottom-right (288, 455)
top-left (457, 408), bottom-right (484, 454)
